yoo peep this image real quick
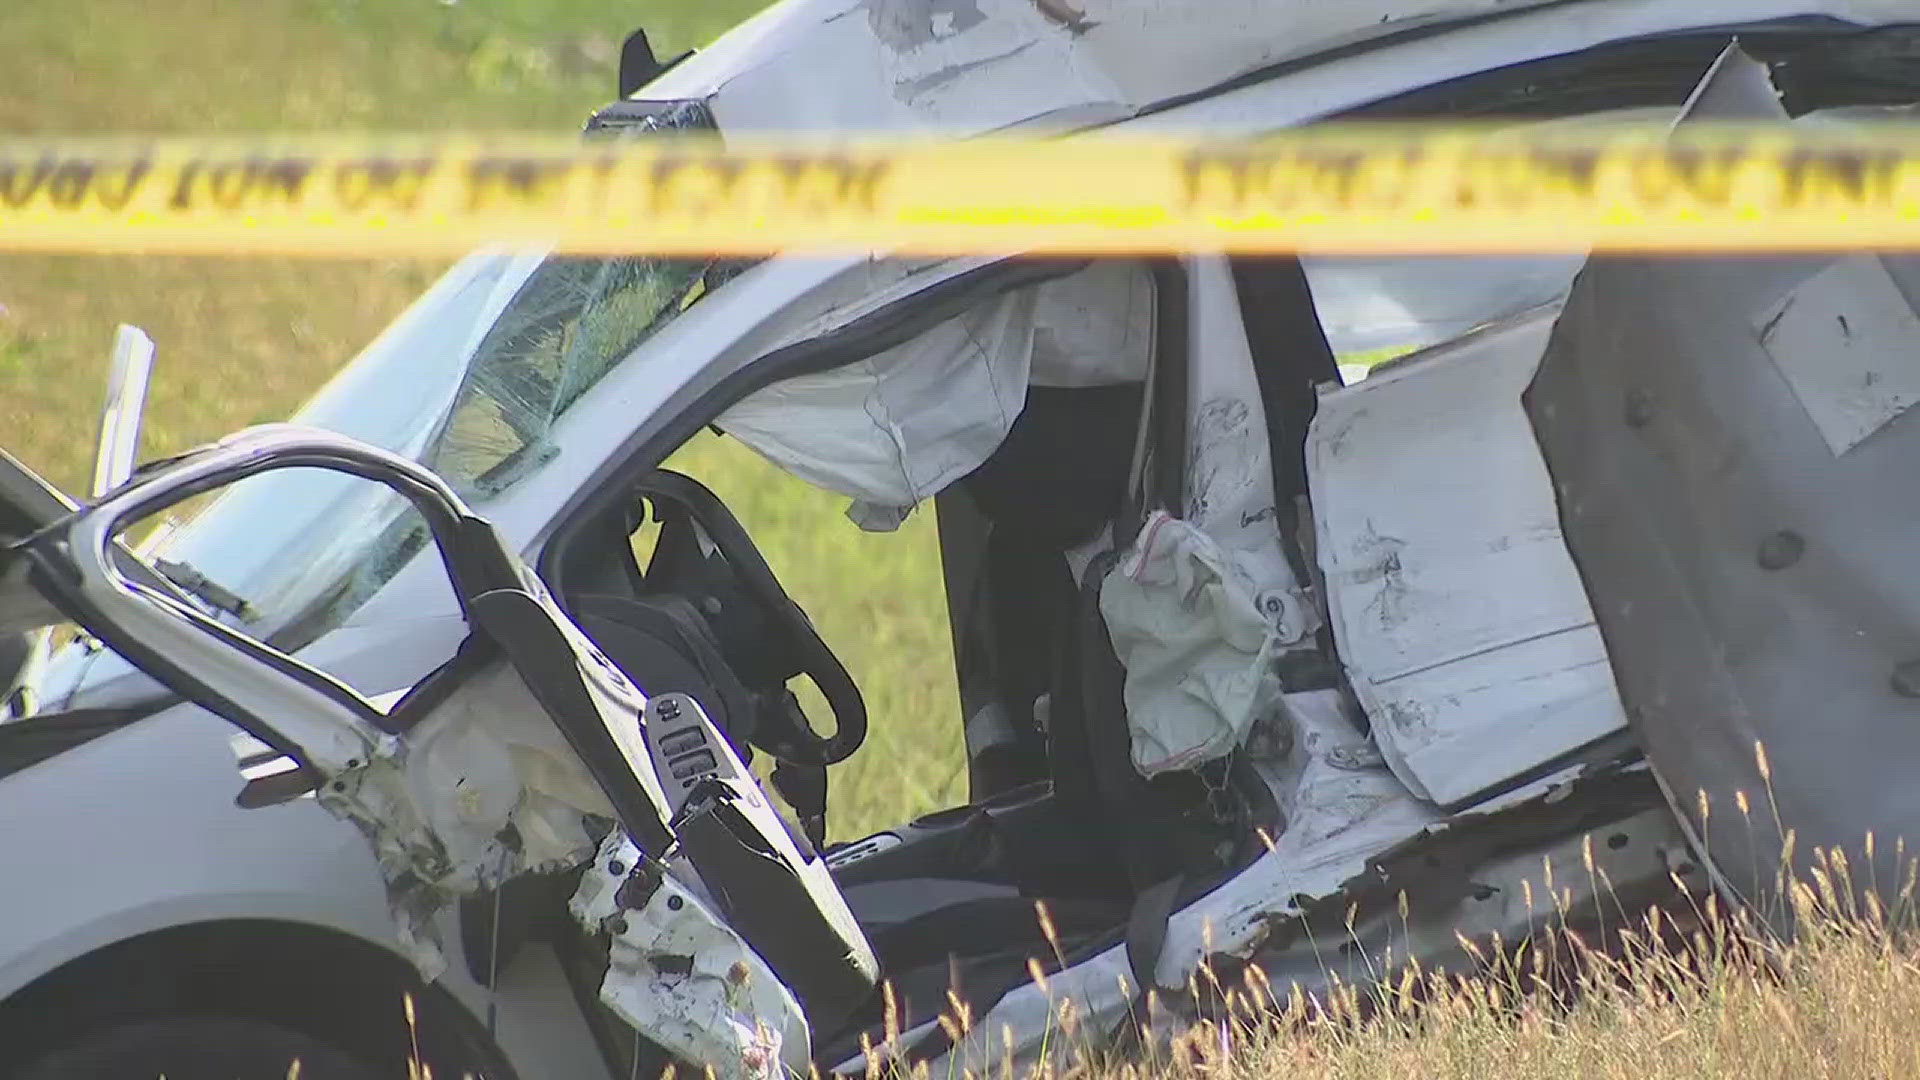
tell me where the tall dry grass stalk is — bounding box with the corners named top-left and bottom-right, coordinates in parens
top-left (848, 884), bottom-right (1892, 1079)
top-left (849, 820), bottom-right (1920, 1080)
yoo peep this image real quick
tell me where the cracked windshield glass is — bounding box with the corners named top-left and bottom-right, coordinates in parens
top-left (109, 250), bottom-right (730, 659)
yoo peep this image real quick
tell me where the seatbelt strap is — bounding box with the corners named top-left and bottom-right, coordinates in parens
top-left (1079, 556), bottom-right (1190, 1007)
top-left (1121, 267), bottom-right (1190, 1014)
top-left (1124, 873), bottom-right (1185, 1000)
top-left (1119, 283), bottom-right (1161, 539)
top-left (770, 759), bottom-right (828, 854)
top-left (1114, 264), bottom-right (1191, 1019)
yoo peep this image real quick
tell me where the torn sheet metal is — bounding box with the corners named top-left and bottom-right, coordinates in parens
top-left (677, 0), bottom-right (1920, 139)
top-left (1308, 305), bottom-right (1628, 806)
top-left (1753, 253), bottom-right (1920, 458)
top-left (1523, 44), bottom-right (1920, 909)
top-left (671, 0), bottom-right (1577, 134)
top-left (398, 659), bottom-right (614, 867)
top-left (572, 833), bottom-right (810, 1080)
top-left (717, 262), bottom-right (1151, 529)
top-left (1181, 257), bottom-right (1319, 649)
top-left (324, 658), bottom-right (615, 975)
top-left (1294, 101), bottom-right (1920, 365)
top-left (863, 702), bottom-right (1665, 1079)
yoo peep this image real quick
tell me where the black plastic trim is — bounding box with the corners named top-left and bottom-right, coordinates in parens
top-left (0, 706), bottom-right (146, 781)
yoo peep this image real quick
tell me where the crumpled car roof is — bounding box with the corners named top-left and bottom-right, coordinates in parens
top-left (645, 0), bottom-right (1576, 133)
top-left (641, 0), bottom-right (1916, 135)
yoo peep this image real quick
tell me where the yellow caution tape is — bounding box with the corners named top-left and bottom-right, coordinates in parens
top-left (3, 126), bottom-right (1920, 256)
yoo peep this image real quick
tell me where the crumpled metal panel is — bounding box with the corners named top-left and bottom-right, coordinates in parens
top-left (683, 0), bottom-right (1575, 133)
top-left (667, 0), bottom-right (1920, 136)
top-left (572, 833), bottom-right (810, 1080)
top-left (1311, 305), bottom-right (1628, 806)
top-left (1524, 43), bottom-right (1920, 908)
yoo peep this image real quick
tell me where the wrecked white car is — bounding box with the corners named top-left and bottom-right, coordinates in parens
top-left (4, 2), bottom-right (1920, 1078)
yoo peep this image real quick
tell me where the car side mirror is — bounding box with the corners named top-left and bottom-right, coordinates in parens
top-left (616, 26), bottom-right (694, 99)
top-left (618, 28), bottom-right (661, 98)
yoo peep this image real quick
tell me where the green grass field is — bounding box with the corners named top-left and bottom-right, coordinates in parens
top-left (0, 0), bottom-right (965, 840)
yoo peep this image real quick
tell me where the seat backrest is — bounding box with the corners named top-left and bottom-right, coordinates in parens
top-left (1046, 548), bottom-right (1218, 892)
top-left (954, 384), bottom-right (1142, 797)
top-left (954, 382), bottom-right (1215, 890)
top-left (569, 592), bottom-right (758, 757)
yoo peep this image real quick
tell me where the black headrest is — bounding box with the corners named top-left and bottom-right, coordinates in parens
top-left (959, 384), bottom-right (1143, 550)
top-left (569, 592), bottom-right (757, 755)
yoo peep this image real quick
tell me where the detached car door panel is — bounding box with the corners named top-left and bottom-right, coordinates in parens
top-left (1525, 45), bottom-right (1920, 907)
top-left (1529, 245), bottom-right (1920, 906)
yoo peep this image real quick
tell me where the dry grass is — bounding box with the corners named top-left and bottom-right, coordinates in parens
top-left (876, 745), bottom-right (1911, 1080)
top-left (859, 847), bottom-right (1920, 1080)
top-left (1128, 926), bottom-right (1920, 1078)
top-left (1158, 870), bottom-right (1920, 1080)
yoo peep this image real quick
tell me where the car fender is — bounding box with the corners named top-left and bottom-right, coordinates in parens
top-left (0, 702), bottom-right (402, 999)
top-left (0, 698), bottom-right (615, 1079)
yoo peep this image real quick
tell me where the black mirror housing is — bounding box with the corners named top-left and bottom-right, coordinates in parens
top-left (617, 26), bottom-right (696, 99)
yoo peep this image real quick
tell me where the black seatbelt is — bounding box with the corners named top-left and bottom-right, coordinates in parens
top-left (1124, 874), bottom-right (1185, 1002)
top-left (770, 758), bottom-right (828, 854)
top-left (1111, 260), bottom-right (1194, 1013)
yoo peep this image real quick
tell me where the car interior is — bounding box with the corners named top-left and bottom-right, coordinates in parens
top-left (527, 29), bottom-right (1920, 1064)
top-left (39, 25), bottom-right (1896, 1077)
top-left (525, 252), bottom-right (1341, 1067)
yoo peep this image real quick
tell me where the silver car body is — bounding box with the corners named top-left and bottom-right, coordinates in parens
top-left (2, 3), bottom-right (1916, 1078)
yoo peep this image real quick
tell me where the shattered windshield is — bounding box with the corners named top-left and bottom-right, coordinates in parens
top-left (42, 99), bottom-right (749, 701)
top-left (110, 248), bottom-right (734, 658)
top-left (422, 254), bottom-right (719, 498)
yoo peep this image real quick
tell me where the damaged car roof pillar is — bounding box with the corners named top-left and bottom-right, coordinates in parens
top-left (1526, 42), bottom-right (1920, 920)
top-left (7, 423), bottom-right (683, 976)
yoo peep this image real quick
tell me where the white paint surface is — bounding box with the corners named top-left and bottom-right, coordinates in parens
top-left (1756, 254), bottom-right (1920, 458)
top-left (1307, 306), bottom-right (1628, 805)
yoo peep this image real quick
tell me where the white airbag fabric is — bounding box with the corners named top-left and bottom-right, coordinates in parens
top-left (718, 290), bottom-right (1036, 528)
top-left (715, 263), bottom-right (1152, 529)
top-left (1100, 510), bottom-right (1283, 776)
